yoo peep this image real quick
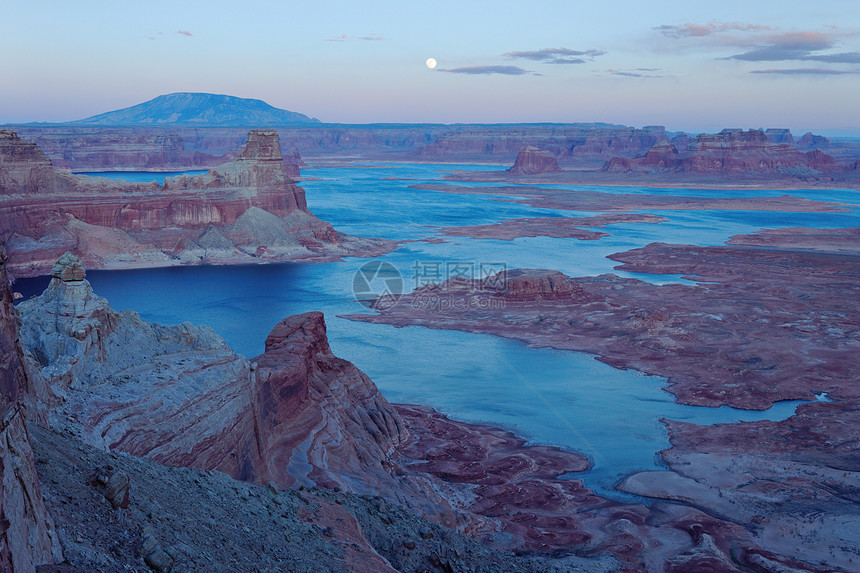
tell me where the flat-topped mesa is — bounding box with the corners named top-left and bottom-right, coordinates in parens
top-left (495, 269), bottom-right (589, 299)
top-left (506, 146), bottom-right (562, 175)
top-left (764, 128), bottom-right (795, 145)
top-left (165, 129), bottom-right (297, 189)
top-left (164, 128), bottom-right (307, 214)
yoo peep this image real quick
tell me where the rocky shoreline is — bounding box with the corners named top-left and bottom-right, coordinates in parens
top-left (344, 227), bottom-right (860, 569)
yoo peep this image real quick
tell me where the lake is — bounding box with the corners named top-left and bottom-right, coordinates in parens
top-left (15, 162), bottom-right (854, 499)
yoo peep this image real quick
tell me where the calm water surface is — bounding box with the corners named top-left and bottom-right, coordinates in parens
top-left (16, 163), bottom-right (856, 499)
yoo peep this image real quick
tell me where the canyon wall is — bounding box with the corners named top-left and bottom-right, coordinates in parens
top-left (604, 128), bottom-right (841, 176)
top-left (0, 129), bottom-right (394, 278)
top-left (0, 244), bottom-right (62, 572)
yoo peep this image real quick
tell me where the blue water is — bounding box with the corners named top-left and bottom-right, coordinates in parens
top-left (14, 163), bottom-right (857, 499)
top-left (74, 170), bottom-right (208, 185)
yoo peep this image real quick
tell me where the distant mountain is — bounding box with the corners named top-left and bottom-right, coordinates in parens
top-left (72, 93), bottom-right (320, 126)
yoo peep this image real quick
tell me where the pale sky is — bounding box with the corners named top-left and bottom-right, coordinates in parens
top-left (2, 0), bottom-right (859, 134)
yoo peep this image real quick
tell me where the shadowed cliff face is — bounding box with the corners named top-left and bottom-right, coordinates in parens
top-left (0, 130), bottom-right (394, 278)
top-left (17, 254), bottom-right (407, 497)
top-left (0, 244), bottom-right (63, 572)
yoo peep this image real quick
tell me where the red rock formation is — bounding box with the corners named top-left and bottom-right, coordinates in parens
top-left (250, 311), bottom-right (409, 492)
top-left (0, 244), bottom-right (63, 572)
top-left (619, 398), bottom-right (860, 570)
top-left (0, 130), bottom-right (394, 278)
top-left (13, 125), bottom-right (452, 169)
top-left (8, 129), bottom-right (223, 171)
top-left (605, 129), bottom-right (843, 176)
top-left (727, 226), bottom-right (860, 252)
top-left (506, 146), bottom-right (561, 175)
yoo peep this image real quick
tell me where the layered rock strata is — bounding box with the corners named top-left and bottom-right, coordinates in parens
top-left (604, 128), bottom-right (839, 175)
top-left (0, 129), bottom-right (394, 278)
top-left (506, 146), bottom-right (562, 175)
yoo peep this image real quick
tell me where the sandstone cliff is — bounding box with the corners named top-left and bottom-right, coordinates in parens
top-left (605, 128), bottom-right (841, 176)
top-left (414, 124), bottom-right (667, 164)
top-left (505, 146), bottom-right (561, 175)
top-left (17, 255), bottom-right (406, 497)
top-left (0, 129), bottom-right (394, 278)
top-left (0, 244), bottom-right (63, 572)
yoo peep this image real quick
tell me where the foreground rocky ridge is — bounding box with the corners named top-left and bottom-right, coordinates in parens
top-left (1, 255), bottom-right (590, 573)
top-left (32, 423), bottom-right (582, 573)
top-left (10, 254), bottom-right (841, 570)
top-left (0, 129), bottom-right (394, 278)
top-left (0, 245), bottom-right (62, 572)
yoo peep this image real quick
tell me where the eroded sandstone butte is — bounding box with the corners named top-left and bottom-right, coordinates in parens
top-left (506, 146), bottom-right (562, 175)
top-left (0, 244), bottom-right (63, 572)
top-left (0, 129), bottom-right (394, 278)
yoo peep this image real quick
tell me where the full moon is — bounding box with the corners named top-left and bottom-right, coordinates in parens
top-left (425, 58), bottom-right (437, 69)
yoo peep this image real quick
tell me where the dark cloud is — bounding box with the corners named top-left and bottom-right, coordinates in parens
top-left (750, 67), bottom-right (860, 75)
top-left (439, 65), bottom-right (531, 75)
top-left (655, 22), bottom-right (771, 39)
top-left (176, 30), bottom-right (192, 37)
top-left (505, 48), bottom-right (605, 64)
